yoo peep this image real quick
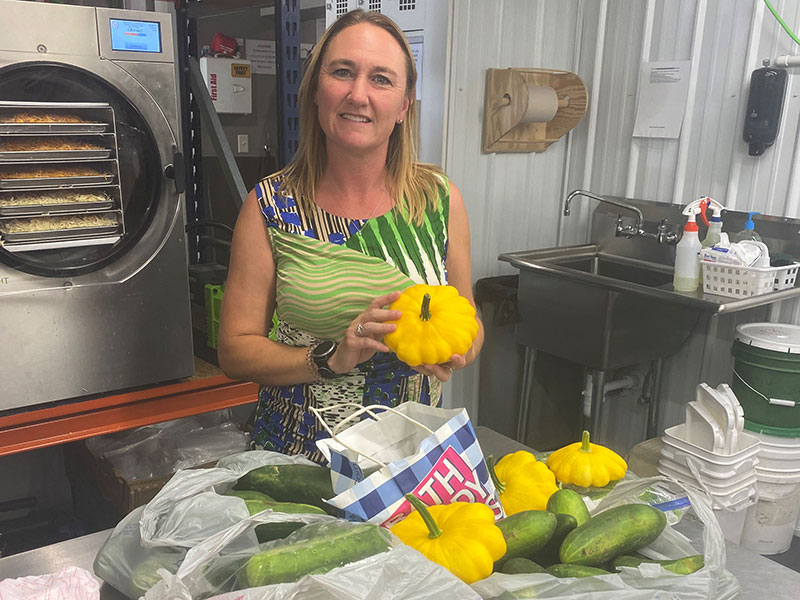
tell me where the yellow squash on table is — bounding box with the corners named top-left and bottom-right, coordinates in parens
top-left (546, 430), bottom-right (627, 488)
top-left (390, 494), bottom-right (506, 584)
top-left (384, 284), bottom-right (479, 366)
top-left (488, 451), bottom-right (559, 515)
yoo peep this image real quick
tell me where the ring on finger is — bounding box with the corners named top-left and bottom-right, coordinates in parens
top-left (356, 322), bottom-right (365, 337)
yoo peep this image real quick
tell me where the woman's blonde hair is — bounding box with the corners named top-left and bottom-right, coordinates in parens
top-left (277, 9), bottom-right (444, 224)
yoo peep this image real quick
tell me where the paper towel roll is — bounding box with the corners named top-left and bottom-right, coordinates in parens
top-left (521, 85), bottom-right (559, 123)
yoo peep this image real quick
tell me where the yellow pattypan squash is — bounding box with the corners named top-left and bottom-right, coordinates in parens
top-left (546, 430), bottom-right (627, 488)
top-left (488, 451), bottom-right (558, 515)
top-left (384, 284), bottom-right (479, 366)
top-left (390, 494), bottom-right (506, 584)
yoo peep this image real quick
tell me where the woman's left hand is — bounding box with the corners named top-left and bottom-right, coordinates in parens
top-left (413, 353), bottom-right (468, 382)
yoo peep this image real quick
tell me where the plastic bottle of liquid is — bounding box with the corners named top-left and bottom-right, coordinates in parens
top-left (702, 204), bottom-right (724, 248)
top-left (673, 208), bottom-right (702, 292)
top-left (733, 211), bottom-right (762, 243)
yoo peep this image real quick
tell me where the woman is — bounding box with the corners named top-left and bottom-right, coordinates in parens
top-left (218, 9), bottom-right (483, 462)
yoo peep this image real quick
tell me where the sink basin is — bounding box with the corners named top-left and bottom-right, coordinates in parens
top-left (543, 252), bottom-right (674, 288)
top-left (499, 244), bottom-right (704, 371)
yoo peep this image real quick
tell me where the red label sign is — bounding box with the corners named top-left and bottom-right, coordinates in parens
top-left (382, 446), bottom-right (502, 528)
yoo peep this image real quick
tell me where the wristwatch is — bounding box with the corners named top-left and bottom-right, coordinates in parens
top-left (311, 340), bottom-right (340, 379)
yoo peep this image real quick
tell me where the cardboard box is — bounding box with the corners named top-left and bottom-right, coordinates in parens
top-left (67, 442), bottom-right (215, 516)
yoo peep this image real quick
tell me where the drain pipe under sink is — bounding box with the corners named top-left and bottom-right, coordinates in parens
top-left (583, 366), bottom-right (648, 419)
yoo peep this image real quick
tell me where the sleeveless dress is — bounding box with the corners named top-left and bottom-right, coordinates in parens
top-left (250, 173), bottom-right (450, 463)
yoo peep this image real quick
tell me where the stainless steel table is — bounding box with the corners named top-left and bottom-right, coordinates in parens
top-left (1, 427), bottom-right (800, 599)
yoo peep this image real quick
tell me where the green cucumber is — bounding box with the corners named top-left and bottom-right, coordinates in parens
top-left (234, 464), bottom-right (336, 515)
top-left (241, 522), bottom-right (391, 587)
top-left (495, 510), bottom-right (557, 567)
top-left (499, 557), bottom-right (547, 574)
top-left (225, 490), bottom-right (276, 513)
top-left (225, 490), bottom-right (328, 542)
top-left (547, 488), bottom-right (590, 526)
top-left (547, 563), bottom-right (611, 578)
top-left (611, 554), bottom-right (704, 575)
top-left (530, 513), bottom-right (578, 567)
top-left (560, 504), bottom-right (667, 566)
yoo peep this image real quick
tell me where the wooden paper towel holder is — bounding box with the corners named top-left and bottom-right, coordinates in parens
top-left (482, 68), bottom-right (588, 153)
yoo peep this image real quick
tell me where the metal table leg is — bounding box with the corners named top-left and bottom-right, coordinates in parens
top-left (590, 368), bottom-right (607, 442)
top-left (646, 358), bottom-right (664, 439)
top-left (517, 346), bottom-right (537, 444)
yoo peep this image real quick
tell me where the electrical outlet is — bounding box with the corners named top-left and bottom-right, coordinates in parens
top-left (237, 134), bottom-right (249, 154)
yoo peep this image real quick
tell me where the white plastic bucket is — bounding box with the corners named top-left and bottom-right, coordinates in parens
top-left (715, 491), bottom-right (758, 545)
top-left (663, 423), bottom-right (760, 464)
top-left (740, 472), bottom-right (800, 554)
top-left (750, 429), bottom-right (800, 471)
top-left (657, 457), bottom-right (757, 497)
top-left (660, 443), bottom-right (758, 482)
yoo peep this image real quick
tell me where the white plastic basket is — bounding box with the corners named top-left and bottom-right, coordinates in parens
top-left (701, 260), bottom-right (799, 298)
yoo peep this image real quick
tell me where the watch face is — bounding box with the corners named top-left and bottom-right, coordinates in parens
top-left (313, 340), bottom-right (336, 358)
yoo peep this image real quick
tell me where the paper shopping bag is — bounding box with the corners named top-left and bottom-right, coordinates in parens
top-left (313, 402), bottom-right (504, 527)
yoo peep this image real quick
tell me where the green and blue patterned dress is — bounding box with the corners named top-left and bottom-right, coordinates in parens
top-left (250, 173), bottom-right (450, 463)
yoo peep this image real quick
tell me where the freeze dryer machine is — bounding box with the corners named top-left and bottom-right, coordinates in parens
top-left (0, 1), bottom-right (194, 410)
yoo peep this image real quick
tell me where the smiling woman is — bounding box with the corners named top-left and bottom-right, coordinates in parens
top-left (217, 9), bottom-right (484, 462)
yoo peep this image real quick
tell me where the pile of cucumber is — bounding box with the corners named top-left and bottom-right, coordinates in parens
top-left (494, 488), bottom-right (704, 578)
top-left (220, 464), bottom-right (704, 590)
top-left (228, 463), bottom-right (392, 589)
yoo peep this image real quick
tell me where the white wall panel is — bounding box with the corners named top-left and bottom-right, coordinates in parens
top-left (446, 0), bottom-right (800, 450)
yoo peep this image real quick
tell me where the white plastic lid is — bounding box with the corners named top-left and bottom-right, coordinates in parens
top-left (735, 323), bottom-right (800, 353)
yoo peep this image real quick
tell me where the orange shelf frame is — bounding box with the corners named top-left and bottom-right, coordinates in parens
top-left (0, 375), bottom-right (259, 457)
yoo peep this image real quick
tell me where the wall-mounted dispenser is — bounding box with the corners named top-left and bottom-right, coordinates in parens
top-left (482, 68), bottom-right (587, 153)
top-left (743, 67), bottom-right (787, 157)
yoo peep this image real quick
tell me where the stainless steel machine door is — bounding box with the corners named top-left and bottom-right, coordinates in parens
top-left (0, 1), bottom-right (193, 410)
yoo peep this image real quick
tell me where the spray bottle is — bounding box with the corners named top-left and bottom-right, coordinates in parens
top-left (673, 206), bottom-right (702, 292)
top-left (733, 211), bottom-right (763, 243)
top-left (700, 198), bottom-right (726, 248)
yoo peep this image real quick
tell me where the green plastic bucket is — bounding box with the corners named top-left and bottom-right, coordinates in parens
top-left (731, 323), bottom-right (800, 435)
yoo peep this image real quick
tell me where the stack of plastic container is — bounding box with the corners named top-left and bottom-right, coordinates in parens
top-left (730, 323), bottom-right (800, 554)
top-left (658, 383), bottom-right (760, 544)
top-left (739, 427), bottom-right (800, 554)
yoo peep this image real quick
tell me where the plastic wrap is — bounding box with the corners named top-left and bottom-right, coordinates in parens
top-left (85, 411), bottom-right (249, 482)
top-left (144, 511), bottom-right (480, 600)
top-left (470, 476), bottom-right (740, 600)
top-left (93, 451), bottom-right (324, 599)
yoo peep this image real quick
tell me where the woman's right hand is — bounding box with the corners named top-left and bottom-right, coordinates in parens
top-left (327, 291), bottom-right (403, 374)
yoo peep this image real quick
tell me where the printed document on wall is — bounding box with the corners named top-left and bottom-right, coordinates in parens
top-left (633, 61), bottom-right (692, 139)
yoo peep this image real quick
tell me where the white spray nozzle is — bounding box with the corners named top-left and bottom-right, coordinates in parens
top-left (683, 197), bottom-right (725, 216)
top-left (684, 197), bottom-right (726, 224)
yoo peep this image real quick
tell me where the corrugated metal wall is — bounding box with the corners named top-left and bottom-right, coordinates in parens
top-left (446, 0), bottom-right (800, 452)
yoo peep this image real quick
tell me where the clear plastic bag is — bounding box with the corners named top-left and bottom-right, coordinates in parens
top-left (93, 450), bottom-right (324, 599)
top-left (85, 411), bottom-right (250, 482)
top-left (144, 511), bottom-right (481, 600)
top-left (470, 476), bottom-right (741, 600)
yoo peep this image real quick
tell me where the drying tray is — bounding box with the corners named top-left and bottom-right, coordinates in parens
top-left (0, 122), bottom-right (109, 135)
top-left (0, 174), bottom-right (114, 190)
top-left (0, 224), bottom-right (120, 244)
top-left (0, 199), bottom-right (115, 216)
top-left (0, 149), bottom-right (112, 162)
top-left (1, 234), bottom-right (121, 253)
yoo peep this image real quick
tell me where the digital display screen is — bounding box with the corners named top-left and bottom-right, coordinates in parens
top-left (109, 18), bottom-right (162, 53)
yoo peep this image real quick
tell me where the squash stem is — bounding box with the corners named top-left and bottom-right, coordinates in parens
top-left (579, 430), bottom-right (592, 453)
top-left (419, 293), bottom-right (432, 321)
top-left (485, 455), bottom-right (505, 494)
top-left (405, 493), bottom-right (442, 538)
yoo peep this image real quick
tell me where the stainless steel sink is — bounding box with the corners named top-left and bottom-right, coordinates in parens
top-left (499, 244), bottom-right (702, 371)
top-left (498, 195), bottom-right (800, 444)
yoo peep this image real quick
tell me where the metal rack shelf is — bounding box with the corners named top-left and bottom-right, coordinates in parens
top-left (0, 373), bottom-right (258, 457)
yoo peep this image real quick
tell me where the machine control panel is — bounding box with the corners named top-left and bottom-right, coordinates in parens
top-left (97, 8), bottom-right (173, 63)
top-left (109, 18), bottom-right (162, 54)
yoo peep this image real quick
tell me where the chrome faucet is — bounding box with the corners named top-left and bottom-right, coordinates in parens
top-left (563, 189), bottom-right (678, 245)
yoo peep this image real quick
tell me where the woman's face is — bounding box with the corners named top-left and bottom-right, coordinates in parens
top-left (315, 23), bottom-right (411, 157)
